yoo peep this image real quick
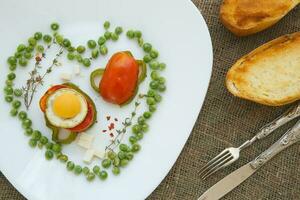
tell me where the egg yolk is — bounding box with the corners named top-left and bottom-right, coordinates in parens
top-left (53, 92), bottom-right (81, 119)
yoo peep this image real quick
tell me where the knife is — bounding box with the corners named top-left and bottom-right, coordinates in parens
top-left (198, 120), bottom-right (300, 200)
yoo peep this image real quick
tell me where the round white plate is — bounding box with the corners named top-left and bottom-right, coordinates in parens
top-left (0, 0), bottom-right (212, 199)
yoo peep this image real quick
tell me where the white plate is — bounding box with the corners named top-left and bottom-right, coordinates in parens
top-left (0, 0), bottom-right (212, 199)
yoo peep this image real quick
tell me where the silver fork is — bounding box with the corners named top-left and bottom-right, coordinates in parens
top-left (199, 103), bottom-right (300, 180)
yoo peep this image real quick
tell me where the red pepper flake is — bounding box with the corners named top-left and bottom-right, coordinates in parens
top-left (35, 56), bottom-right (42, 62)
top-left (108, 123), bottom-right (115, 131)
top-left (102, 130), bottom-right (107, 133)
top-left (109, 133), bottom-right (114, 137)
top-left (114, 118), bottom-right (118, 122)
top-left (106, 116), bottom-right (111, 121)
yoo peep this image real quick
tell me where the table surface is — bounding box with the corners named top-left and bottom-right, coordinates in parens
top-left (1, 1), bottom-right (300, 199)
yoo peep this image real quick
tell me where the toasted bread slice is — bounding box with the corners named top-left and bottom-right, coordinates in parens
top-left (220, 0), bottom-right (300, 36)
top-left (226, 32), bottom-right (300, 106)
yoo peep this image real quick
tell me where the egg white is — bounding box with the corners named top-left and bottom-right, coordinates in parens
top-left (45, 88), bottom-right (88, 128)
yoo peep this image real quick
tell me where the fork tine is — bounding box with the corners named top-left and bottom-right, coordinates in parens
top-left (200, 153), bottom-right (231, 178)
top-left (199, 150), bottom-right (231, 176)
top-left (202, 155), bottom-right (234, 180)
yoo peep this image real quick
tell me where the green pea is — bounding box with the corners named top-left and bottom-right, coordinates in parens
top-left (40, 136), bottom-right (48, 145)
top-left (67, 52), bottom-right (75, 60)
top-left (126, 30), bottom-right (134, 39)
top-left (143, 111), bottom-right (152, 119)
top-left (7, 72), bottom-right (16, 80)
top-left (7, 56), bottom-right (17, 66)
top-left (132, 124), bottom-right (141, 134)
top-left (51, 22), bottom-right (60, 31)
top-left (99, 171), bottom-right (108, 180)
top-left (136, 132), bottom-right (144, 140)
top-left (67, 161), bottom-right (75, 171)
top-left (22, 119), bottom-right (32, 128)
top-left (67, 46), bottom-right (75, 52)
top-left (154, 94), bottom-right (162, 102)
top-left (4, 86), bottom-right (13, 95)
top-left (98, 36), bottom-right (106, 45)
top-left (115, 27), bottom-right (123, 35)
top-left (91, 49), bottom-right (99, 58)
top-left (74, 55), bottom-right (82, 63)
top-left (150, 80), bottom-right (159, 90)
top-left (19, 58), bottom-right (28, 67)
top-left (129, 136), bottom-right (137, 144)
top-left (138, 38), bottom-right (144, 47)
top-left (59, 155), bottom-right (68, 162)
top-left (24, 52), bottom-right (32, 59)
top-left (138, 116), bottom-right (146, 125)
top-left (141, 123), bottom-right (149, 132)
top-left (28, 37), bottom-right (37, 46)
top-left (62, 39), bottom-right (71, 48)
top-left (38, 142), bottom-right (44, 149)
top-left (126, 152), bottom-right (134, 161)
top-left (143, 55), bottom-right (152, 63)
top-left (134, 30), bottom-right (142, 38)
top-left (149, 105), bottom-right (156, 113)
top-left (150, 50), bottom-right (159, 58)
top-left (12, 100), bottom-right (21, 109)
top-left (43, 34), bottom-right (52, 43)
top-left (76, 45), bottom-right (86, 54)
top-left (107, 151), bottom-right (116, 160)
top-left (146, 97), bottom-right (156, 105)
top-left (111, 33), bottom-right (119, 41)
top-left (87, 172), bottom-right (95, 181)
top-left (103, 21), bottom-right (110, 29)
top-left (17, 44), bottom-right (26, 52)
top-left (143, 43), bottom-right (152, 52)
top-left (10, 108), bottom-right (18, 116)
top-left (90, 167), bottom-right (100, 176)
top-left (74, 165), bottom-right (82, 175)
top-left (36, 45), bottom-right (44, 53)
top-left (132, 143), bottom-right (141, 152)
top-left (32, 130), bottom-right (41, 140)
top-left (34, 32), bottom-right (43, 40)
top-left (29, 138), bottom-right (37, 147)
top-left (118, 151), bottom-right (127, 160)
top-left (100, 45), bottom-right (108, 55)
top-left (5, 95), bottom-right (13, 103)
top-left (45, 142), bottom-right (53, 150)
top-left (102, 159), bottom-right (111, 168)
top-left (158, 84), bottom-right (166, 92)
top-left (150, 71), bottom-right (159, 80)
top-left (112, 167), bottom-right (120, 175)
top-left (87, 40), bottom-right (97, 49)
top-left (82, 58), bottom-right (91, 67)
top-left (159, 63), bottom-right (166, 70)
top-left (25, 128), bottom-right (33, 136)
top-left (149, 61), bottom-right (159, 70)
top-left (113, 157), bottom-right (120, 167)
top-left (120, 159), bottom-right (129, 167)
top-left (45, 150), bottom-right (54, 160)
top-left (55, 35), bottom-right (64, 44)
top-left (82, 167), bottom-right (90, 175)
top-left (119, 144), bottom-right (129, 152)
top-left (104, 31), bottom-right (111, 40)
top-left (14, 52), bottom-right (22, 58)
top-left (26, 46), bottom-right (34, 53)
top-left (18, 111), bottom-right (27, 120)
top-left (52, 144), bottom-right (62, 153)
top-left (6, 80), bottom-right (13, 86)
top-left (9, 64), bottom-right (17, 71)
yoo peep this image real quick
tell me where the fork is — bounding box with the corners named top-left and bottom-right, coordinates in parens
top-left (199, 103), bottom-right (300, 180)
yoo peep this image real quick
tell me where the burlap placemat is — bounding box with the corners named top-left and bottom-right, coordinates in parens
top-left (1, 1), bottom-right (300, 199)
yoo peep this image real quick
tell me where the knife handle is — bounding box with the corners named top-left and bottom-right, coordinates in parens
top-left (250, 120), bottom-right (300, 169)
top-left (256, 103), bottom-right (300, 140)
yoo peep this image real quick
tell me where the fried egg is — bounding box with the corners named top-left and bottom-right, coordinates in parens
top-left (45, 88), bottom-right (88, 128)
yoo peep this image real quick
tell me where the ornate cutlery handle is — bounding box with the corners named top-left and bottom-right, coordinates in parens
top-left (256, 103), bottom-right (300, 139)
top-left (250, 120), bottom-right (300, 169)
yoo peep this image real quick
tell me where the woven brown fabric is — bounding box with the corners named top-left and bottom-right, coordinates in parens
top-left (1, 1), bottom-right (300, 200)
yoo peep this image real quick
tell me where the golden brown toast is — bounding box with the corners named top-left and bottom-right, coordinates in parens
top-left (220, 0), bottom-right (300, 36)
top-left (226, 32), bottom-right (300, 106)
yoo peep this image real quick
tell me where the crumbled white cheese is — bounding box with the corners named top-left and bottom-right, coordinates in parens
top-left (74, 66), bottom-right (81, 76)
top-left (60, 73), bottom-right (72, 81)
top-left (83, 149), bottom-right (95, 164)
top-left (77, 133), bottom-right (95, 149)
top-left (94, 150), bottom-right (106, 159)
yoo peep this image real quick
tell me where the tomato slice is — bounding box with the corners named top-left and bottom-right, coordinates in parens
top-left (99, 51), bottom-right (139, 105)
top-left (39, 85), bottom-right (67, 112)
top-left (67, 100), bottom-right (95, 132)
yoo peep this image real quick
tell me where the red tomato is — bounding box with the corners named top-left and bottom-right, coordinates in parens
top-left (99, 51), bottom-right (139, 105)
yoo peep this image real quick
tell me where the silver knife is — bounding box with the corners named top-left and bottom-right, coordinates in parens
top-left (198, 119), bottom-right (300, 200)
